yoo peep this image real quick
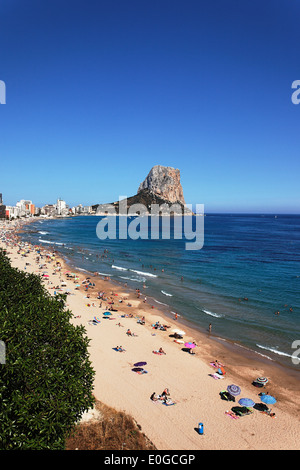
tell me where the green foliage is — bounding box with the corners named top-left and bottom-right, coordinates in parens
top-left (0, 249), bottom-right (95, 449)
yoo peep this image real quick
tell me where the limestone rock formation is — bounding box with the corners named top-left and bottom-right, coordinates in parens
top-left (93, 165), bottom-right (190, 215)
top-left (137, 165), bottom-right (185, 205)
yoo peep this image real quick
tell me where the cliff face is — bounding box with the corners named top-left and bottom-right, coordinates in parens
top-left (137, 165), bottom-right (185, 205)
top-left (93, 165), bottom-right (189, 214)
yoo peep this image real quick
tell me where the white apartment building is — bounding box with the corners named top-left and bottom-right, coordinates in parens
top-left (56, 198), bottom-right (67, 215)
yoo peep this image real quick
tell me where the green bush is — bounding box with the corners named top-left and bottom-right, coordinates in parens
top-left (0, 249), bottom-right (95, 450)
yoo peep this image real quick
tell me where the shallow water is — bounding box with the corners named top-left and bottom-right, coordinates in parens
top-left (21, 213), bottom-right (300, 369)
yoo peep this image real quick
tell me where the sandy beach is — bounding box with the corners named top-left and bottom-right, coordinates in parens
top-left (1, 218), bottom-right (299, 450)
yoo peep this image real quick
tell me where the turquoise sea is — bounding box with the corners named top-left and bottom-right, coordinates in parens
top-left (21, 214), bottom-right (300, 370)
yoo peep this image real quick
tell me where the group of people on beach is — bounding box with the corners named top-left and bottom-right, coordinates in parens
top-left (150, 388), bottom-right (175, 405)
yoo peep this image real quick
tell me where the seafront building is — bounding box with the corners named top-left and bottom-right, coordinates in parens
top-left (0, 192), bottom-right (94, 220)
top-left (0, 193), bottom-right (6, 219)
top-left (16, 200), bottom-right (35, 217)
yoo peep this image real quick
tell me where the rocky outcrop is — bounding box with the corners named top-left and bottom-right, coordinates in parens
top-left (138, 165), bottom-right (185, 205)
top-left (93, 165), bottom-right (190, 215)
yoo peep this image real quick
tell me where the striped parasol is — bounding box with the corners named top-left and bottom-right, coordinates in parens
top-left (227, 384), bottom-right (241, 396)
top-left (256, 377), bottom-right (268, 385)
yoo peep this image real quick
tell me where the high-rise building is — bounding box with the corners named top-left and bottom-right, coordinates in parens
top-left (0, 193), bottom-right (6, 218)
top-left (16, 200), bottom-right (34, 217)
top-left (57, 198), bottom-right (67, 215)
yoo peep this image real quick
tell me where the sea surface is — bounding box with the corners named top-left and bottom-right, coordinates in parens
top-left (20, 214), bottom-right (300, 370)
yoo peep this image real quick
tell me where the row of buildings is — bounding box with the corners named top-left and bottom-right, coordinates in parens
top-left (0, 194), bottom-right (94, 220)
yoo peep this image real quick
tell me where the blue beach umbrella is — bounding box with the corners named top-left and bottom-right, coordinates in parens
top-left (238, 398), bottom-right (255, 407)
top-left (103, 311), bottom-right (112, 316)
top-left (260, 394), bottom-right (276, 405)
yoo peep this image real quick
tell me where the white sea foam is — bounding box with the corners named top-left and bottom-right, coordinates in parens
top-left (256, 344), bottom-right (293, 358)
top-left (161, 290), bottom-right (173, 296)
top-left (38, 239), bottom-right (64, 246)
top-left (154, 299), bottom-right (168, 306)
top-left (202, 309), bottom-right (223, 318)
top-left (130, 269), bottom-right (157, 278)
top-left (112, 265), bottom-right (128, 271)
top-left (38, 231), bottom-right (49, 235)
top-left (119, 276), bottom-right (144, 283)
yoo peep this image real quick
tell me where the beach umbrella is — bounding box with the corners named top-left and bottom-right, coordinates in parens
top-left (134, 362), bottom-right (147, 367)
top-left (260, 394), bottom-right (276, 405)
top-left (103, 311), bottom-right (112, 316)
top-left (238, 398), bottom-right (255, 407)
top-left (132, 367), bottom-right (144, 372)
top-left (184, 342), bottom-right (196, 349)
top-left (256, 377), bottom-right (268, 385)
top-left (75, 284), bottom-right (80, 287)
top-left (227, 384), bottom-right (241, 396)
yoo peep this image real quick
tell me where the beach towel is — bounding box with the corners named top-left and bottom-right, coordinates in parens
top-left (162, 399), bottom-right (176, 406)
top-left (225, 411), bottom-right (239, 419)
top-left (210, 361), bottom-right (225, 368)
top-left (209, 373), bottom-right (224, 380)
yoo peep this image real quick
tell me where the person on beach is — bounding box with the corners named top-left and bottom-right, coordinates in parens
top-left (126, 329), bottom-right (132, 336)
top-left (161, 388), bottom-right (170, 398)
top-left (209, 323), bottom-right (212, 333)
top-left (158, 347), bottom-right (166, 355)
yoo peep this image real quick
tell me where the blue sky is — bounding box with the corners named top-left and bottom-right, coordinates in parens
top-left (0, 0), bottom-right (299, 213)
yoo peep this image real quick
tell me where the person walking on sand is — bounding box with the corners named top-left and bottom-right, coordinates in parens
top-left (209, 323), bottom-right (212, 333)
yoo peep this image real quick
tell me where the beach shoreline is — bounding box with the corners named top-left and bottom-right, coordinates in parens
top-left (1, 217), bottom-right (299, 450)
